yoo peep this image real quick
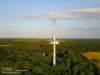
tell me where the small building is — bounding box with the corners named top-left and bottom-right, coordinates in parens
top-left (56, 57), bottom-right (62, 65)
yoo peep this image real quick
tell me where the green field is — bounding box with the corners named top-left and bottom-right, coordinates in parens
top-left (0, 39), bottom-right (100, 75)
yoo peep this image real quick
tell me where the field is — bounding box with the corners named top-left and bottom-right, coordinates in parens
top-left (0, 39), bottom-right (100, 75)
top-left (83, 52), bottom-right (100, 68)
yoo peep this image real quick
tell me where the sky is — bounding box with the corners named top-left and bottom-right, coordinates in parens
top-left (0, 0), bottom-right (100, 39)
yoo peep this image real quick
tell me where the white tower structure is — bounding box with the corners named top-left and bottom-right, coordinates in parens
top-left (50, 9), bottom-right (60, 67)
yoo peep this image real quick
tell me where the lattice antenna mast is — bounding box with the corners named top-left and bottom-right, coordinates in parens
top-left (54, 9), bottom-right (56, 41)
top-left (50, 9), bottom-right (60, 67)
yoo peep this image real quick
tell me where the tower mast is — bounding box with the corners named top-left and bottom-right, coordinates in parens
top-left (54, 9), bottom-right (56, 41)
top-left (50, 9), bottom-right (60, 67)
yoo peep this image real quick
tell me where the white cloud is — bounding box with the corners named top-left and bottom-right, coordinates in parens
top-left (71, 8), bottom-right (100, 13)
top-left (15, 8), bottom-right (100, 20)
top-left (70, 8), bottom-right (100, 20)
top-left (15, 12), bottom-right (53, 20)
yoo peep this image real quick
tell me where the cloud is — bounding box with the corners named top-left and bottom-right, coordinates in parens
top-left (71, 8), bottom-right (100, 13)
top-left (14, 12), bottom-right (53, 20)
top-left (15, 8), bottom-right (100, 20)
top-left (70, 8), bottom-right (100, 20)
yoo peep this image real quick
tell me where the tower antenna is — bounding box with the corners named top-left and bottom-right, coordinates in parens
top-left (50, 9), bottom-right (60, 67)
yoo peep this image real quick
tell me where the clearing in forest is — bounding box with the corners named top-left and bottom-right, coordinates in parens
top-left (83, 52), bottom-right (100, 68)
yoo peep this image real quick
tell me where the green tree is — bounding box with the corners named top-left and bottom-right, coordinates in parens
top-left (79, 72), bottom-right (86, 75)
top-left (65, 58), bottom-right (71, 70)
top-left (32, 66), bottom-right (43, 74)
top-left (73, 65), bottom-right (78, 75)
top-left (68, 69), bottom-right (72, 75)
top-left (25, 72), bottom-right (33, 75)
top-left (21, 61), bottom-right (32, 69)
top-left (72, 55), bottom-right (77, 64)
top-left (88, 65), bottom-right (94, 71)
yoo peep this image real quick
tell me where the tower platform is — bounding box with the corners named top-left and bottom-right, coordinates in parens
top-left (49, 40), bottom-right (60, 44)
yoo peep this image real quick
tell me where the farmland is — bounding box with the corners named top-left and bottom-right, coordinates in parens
top-left (0, 39), bottom-right (100, 75)
top-left (83, 52), bottom-right (100, 68)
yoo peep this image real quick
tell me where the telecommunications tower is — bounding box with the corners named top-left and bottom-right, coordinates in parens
top-left (50, 9), bottom-right (60, 67)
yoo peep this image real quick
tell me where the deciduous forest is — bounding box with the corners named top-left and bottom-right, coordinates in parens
top-left (0, 39), bottom-right (100, 75)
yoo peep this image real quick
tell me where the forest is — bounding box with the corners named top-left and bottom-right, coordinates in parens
top-left (0, 39), bottom-right (100, 75)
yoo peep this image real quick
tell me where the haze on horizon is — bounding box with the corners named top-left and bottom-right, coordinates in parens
top-left (0, 0), bottom-right (100, 39)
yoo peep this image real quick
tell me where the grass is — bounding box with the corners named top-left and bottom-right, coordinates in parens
top-left (83, 52), bottom-right (100, 68)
